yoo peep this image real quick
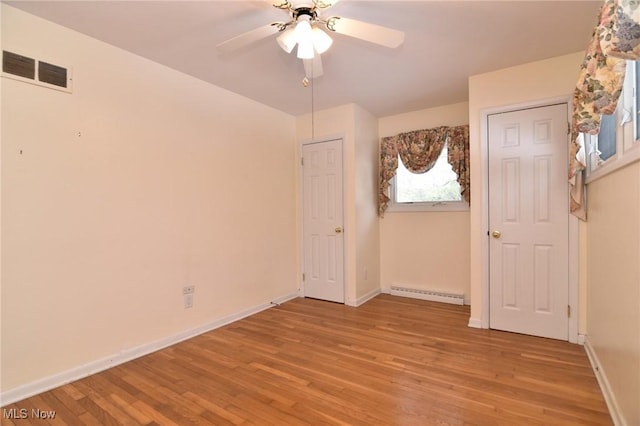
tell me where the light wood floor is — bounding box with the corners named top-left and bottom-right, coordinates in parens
top-left (2, 295), bottom-right (611, 425)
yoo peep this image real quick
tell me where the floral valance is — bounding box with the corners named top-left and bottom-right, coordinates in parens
top-left (571, 0), bottom-right (640, 220)
top-left (379, 125), bottom-right (469, 217)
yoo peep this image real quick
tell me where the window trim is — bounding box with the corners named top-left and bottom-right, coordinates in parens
top-left (386, 195), bottom-right (470, 212)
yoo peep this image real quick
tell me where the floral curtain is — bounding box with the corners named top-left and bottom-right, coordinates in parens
top-left (600, 0), bottom-right (640, 59)
top-left (379, 125), bottom-right (470, 217)
top-left (447, 125), bottom-right (471, 205)
top-left (396, 127), bottom-right (449, 173)
top-left (379, 135), bottom-right (399, 216)
top-left (571, 0), bottom-right (640, 220)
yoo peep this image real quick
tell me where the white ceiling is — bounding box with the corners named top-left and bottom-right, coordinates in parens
top-left (5, 1), bottom-right (601, 117)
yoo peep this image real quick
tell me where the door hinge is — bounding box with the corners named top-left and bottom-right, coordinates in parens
top-left (567, 122), bottom-right (571, 135)
top-left (302, 273), bottom-right (305, 281)
top-left (567, 305), bottom-right (571, 318)
top-left (301, 157), bottom-right (304, 166)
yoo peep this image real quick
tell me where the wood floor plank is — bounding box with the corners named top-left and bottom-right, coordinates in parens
top-left (49, 387), bottom-right (89, 418)
top-left (2, 295), bottom-right (612, 425)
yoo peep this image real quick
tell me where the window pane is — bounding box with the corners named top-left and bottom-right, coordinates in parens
top-left (396, 144), bottom-right (462, 203)
top-left (598, 113), bottom-right (616, 161)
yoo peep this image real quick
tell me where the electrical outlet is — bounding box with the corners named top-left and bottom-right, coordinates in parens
top-left (183, 285), bottom-right (195, 309)
top-left (184, 293), bottom-right (194, 309)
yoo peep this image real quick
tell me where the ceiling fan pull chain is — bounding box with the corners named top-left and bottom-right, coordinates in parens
top-left (311, 60), bottom-right (315, 141)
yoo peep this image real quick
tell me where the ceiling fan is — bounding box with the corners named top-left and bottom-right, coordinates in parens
top-left (216, 0), bottom-right (405, 79)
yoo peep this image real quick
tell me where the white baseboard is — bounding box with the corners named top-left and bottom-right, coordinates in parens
top-left (347, 288), bottom-right (381, 307)
top-left (583, 336), bottom-right (625, 426)
top-left (0, 292), bottom-right (300, 406)
top-left (467, 317), bottom-right (482, 329)
top-left (268, 292), bottom-right (300, 307)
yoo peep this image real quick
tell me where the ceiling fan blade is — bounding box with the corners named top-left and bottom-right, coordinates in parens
top-left (303, 55), bottom-right (324, 79)
top-left (216, 24), bottom-right (280, 54)
top-left (327, 17), bottom-right (404, 48)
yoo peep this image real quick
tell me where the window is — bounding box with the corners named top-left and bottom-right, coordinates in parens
top-left (389, 142), bottom-right (468, 212)
top-left (585, 61), bottom-right (640, 182)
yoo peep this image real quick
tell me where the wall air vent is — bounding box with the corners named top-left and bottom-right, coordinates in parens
top-left (2, 51), bottom-right (35, 80)
top-left (38, 61), bottom-right (67, 88)
top-left (2, 50), bottom-right (72, 93)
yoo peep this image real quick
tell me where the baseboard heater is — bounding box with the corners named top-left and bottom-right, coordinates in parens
top-left (390, 286), bottom-right (464, 305)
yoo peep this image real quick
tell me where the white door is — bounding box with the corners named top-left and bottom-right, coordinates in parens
top-left (488, 104), bottom-right (569, 340)
top-left (302, 139), bottom-right (344, 303)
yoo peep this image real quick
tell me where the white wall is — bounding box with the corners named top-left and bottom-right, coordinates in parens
top-left (468, 52), bottom-right (586, 328)
top-left (1, 5), bottom-right (297, 396)
top-left (353, 105), bottom-right (380, 302)
top-left (586, 162), bottom-right (640, 425)
top-left (378, 103), bottom-right (470, 301)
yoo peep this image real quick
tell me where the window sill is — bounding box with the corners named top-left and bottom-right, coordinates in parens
top-left (386, 201), bottom-right (469, 213)
top-left (586, 144), bottom-right (640, 184)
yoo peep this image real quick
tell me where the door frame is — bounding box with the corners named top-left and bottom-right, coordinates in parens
top-left (479, 96), bottom-right (579, 343)
top-left (297, 136), bottom-right (347, 302)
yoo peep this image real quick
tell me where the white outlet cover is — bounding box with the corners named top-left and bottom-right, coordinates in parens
top-left (184, 293), bottom-right (194, 308)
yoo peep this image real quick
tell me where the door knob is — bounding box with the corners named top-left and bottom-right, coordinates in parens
top-left (491, 230), bottom-right (501, 239)
top-left (335, 227), bottom-right (343, 234)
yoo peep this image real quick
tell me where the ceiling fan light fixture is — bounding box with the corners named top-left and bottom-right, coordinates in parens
top-left (293, 19), bottom-right (313, 41)
top-left (311, 26), bottom-right (332, 54)
top-left (297, 38), bottom-right (315, 59)
top-left (276, 28), bottom-right (297, 53)
top-left (294, 19), bottom-right (315, 59)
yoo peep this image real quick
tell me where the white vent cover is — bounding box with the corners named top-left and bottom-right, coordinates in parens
top-left (2, 50), bottom-right (72, 93)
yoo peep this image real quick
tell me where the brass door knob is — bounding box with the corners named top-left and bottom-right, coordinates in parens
top-left (491, 230), bottom-right (501, 239)
top-left (335, 227), bottom-right (343, 234)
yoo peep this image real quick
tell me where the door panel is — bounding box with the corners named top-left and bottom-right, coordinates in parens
top-left (302, 139), bottom-right (344, 303)
top-left (488, 104), bottom-right (569, 340)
